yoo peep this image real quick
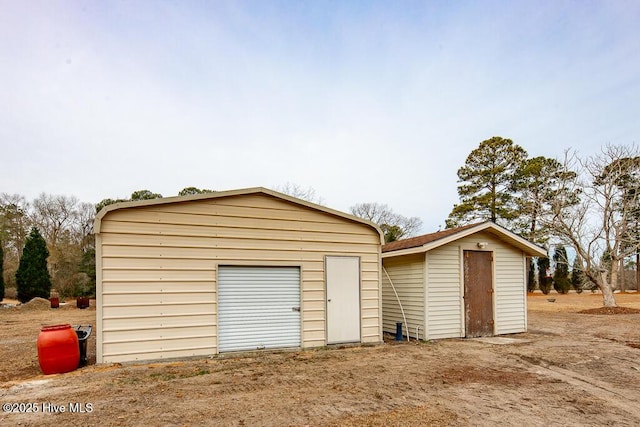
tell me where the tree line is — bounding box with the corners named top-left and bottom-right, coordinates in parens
top-left (1, 184), bottom-right (416, 302)
top-left (0, 193), bottom-right (95, 301)
top-left (0, 187), bottom-right (215, 302)
top-left (445, 137), bottom-right (640, 307)
top-left (2, 142), bottom-right (638, 308)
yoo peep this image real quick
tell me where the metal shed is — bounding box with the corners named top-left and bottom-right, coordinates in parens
top-left (94, 187), bottom-right (383, 363)
top-left (381, 222), bottom-right (546, 340)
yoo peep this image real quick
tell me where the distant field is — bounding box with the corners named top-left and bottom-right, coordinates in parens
top-left (528, 290), bottom-right (640, 312)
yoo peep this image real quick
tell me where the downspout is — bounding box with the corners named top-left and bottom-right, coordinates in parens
top-left (383, 266), bottom-right (410, 342)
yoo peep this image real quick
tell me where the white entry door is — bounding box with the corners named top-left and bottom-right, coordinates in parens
top-left (326, 256), bottom-right (361, 344)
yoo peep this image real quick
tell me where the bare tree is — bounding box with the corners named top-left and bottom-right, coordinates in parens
top-left (350, 202), bottom-right (422, 243)
top-left (274, 183), bottom-right (325, 205)
top-left (30, 194), bottom-right (98, 297)
top-left (75, 202), bottom-right (96, 251)
top-left (544, 145), bottom-right (640, 307)
top-left (31, 193), bottom-right (79, 248)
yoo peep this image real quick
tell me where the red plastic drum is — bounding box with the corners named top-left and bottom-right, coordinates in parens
top-left (37, 324), bottom-right (80, 374)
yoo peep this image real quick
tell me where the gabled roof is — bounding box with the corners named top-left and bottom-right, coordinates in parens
top-left (382, 221), bottom-right (547, 258)
top-left (94, 187), bottom-right (384, 243)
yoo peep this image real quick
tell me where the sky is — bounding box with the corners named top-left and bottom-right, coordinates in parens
top-left (1, 0), bottom-right (639, 233)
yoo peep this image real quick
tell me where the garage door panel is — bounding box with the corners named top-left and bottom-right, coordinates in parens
top-left (218, 266), bottom-right (301, 352)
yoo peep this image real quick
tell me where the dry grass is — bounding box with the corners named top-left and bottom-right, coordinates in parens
top-left (527, 290), bottom-right (640, 312)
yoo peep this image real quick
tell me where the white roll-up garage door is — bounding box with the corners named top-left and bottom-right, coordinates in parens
top-left (218, 266), bottom-right (301, 353)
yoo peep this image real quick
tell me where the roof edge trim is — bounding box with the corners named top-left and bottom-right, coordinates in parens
top-left (383, 221), bottom-right (547, 257)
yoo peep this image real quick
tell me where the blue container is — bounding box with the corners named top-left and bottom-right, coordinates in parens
top-left (395, 322), bottom-right (403, 341)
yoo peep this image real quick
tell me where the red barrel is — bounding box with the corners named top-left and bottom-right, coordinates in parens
top-left (37, 324), bottom-right (80, 374)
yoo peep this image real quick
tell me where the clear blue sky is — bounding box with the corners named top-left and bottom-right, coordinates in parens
top-left (2, 0), bottom-right (639, 232)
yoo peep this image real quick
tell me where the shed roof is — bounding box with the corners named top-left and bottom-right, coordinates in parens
top-left (382, 221), bottom-right (547, 258)
top-left (94, 187), bottom-right (384, 243)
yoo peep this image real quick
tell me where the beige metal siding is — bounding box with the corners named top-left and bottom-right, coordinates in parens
top-left (492, 243), bottom-right (527, 334)
top-left (425, 245), bottom-right (462, 339)
top-left (97, 193), bottom-right (381, 363)
top-left (381, 254), bottom-right (424, 338)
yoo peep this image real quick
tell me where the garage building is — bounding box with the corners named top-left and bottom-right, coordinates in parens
top-left (382, 222), bottom-right (546, 340)
top-left (94, 188), bottom-right (383, 363)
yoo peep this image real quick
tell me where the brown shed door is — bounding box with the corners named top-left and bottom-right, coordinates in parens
top-left (464, 250), bottom-right (494, 338)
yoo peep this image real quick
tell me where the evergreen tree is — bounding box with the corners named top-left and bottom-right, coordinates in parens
top-left (95, 197), bottom-right (128, 214)
top-left (380, 224), bottom-right (404, 243)
top-left (0, 239), bottom-right (5, 301)
top-left (75, 247), bottom-right (96, 297)
top-left (553, 246), bottom-right (571, 294)
top-left (527, 258), bottom-right (536, 293)
top-left (537, 256), bottom-right (552, 294)
top-left (16, 227), bottom-right (51, 303)
top-left (178, 187), bottom-right (215, 196)
top-left (130, 189), bottom-right (163, 201)
top-left (95, 189), bottom-right (162, 213)
top-left (512, 156), bottom-right (578, 243)
top-left (571, 256), bottom-right (584, 293)
top-left (446, 136), bottom-right (527, 228)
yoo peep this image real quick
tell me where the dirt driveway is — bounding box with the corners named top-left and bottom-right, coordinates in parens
top-left (1, 293), bottom-right (639, 426)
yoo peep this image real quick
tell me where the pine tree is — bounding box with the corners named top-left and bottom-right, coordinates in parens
top-left (571, 256), bottom-right (584, 293)
top-left (0, 239), bottom-right (5, 301)
top-left (512, 156), bottom-right (578, 243)
top-left (16, 227), bottom-right (51, 303)
top-left (527, 258), bottom-right (536, 293)
top-left (553, 246), bottom-right (571, 294)
top-left (74, 248), bottom-right (96, 297)
top-left (537, 257), bottom-right (552, 294)
top-left (446, 136), bottom-right (527, 228)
